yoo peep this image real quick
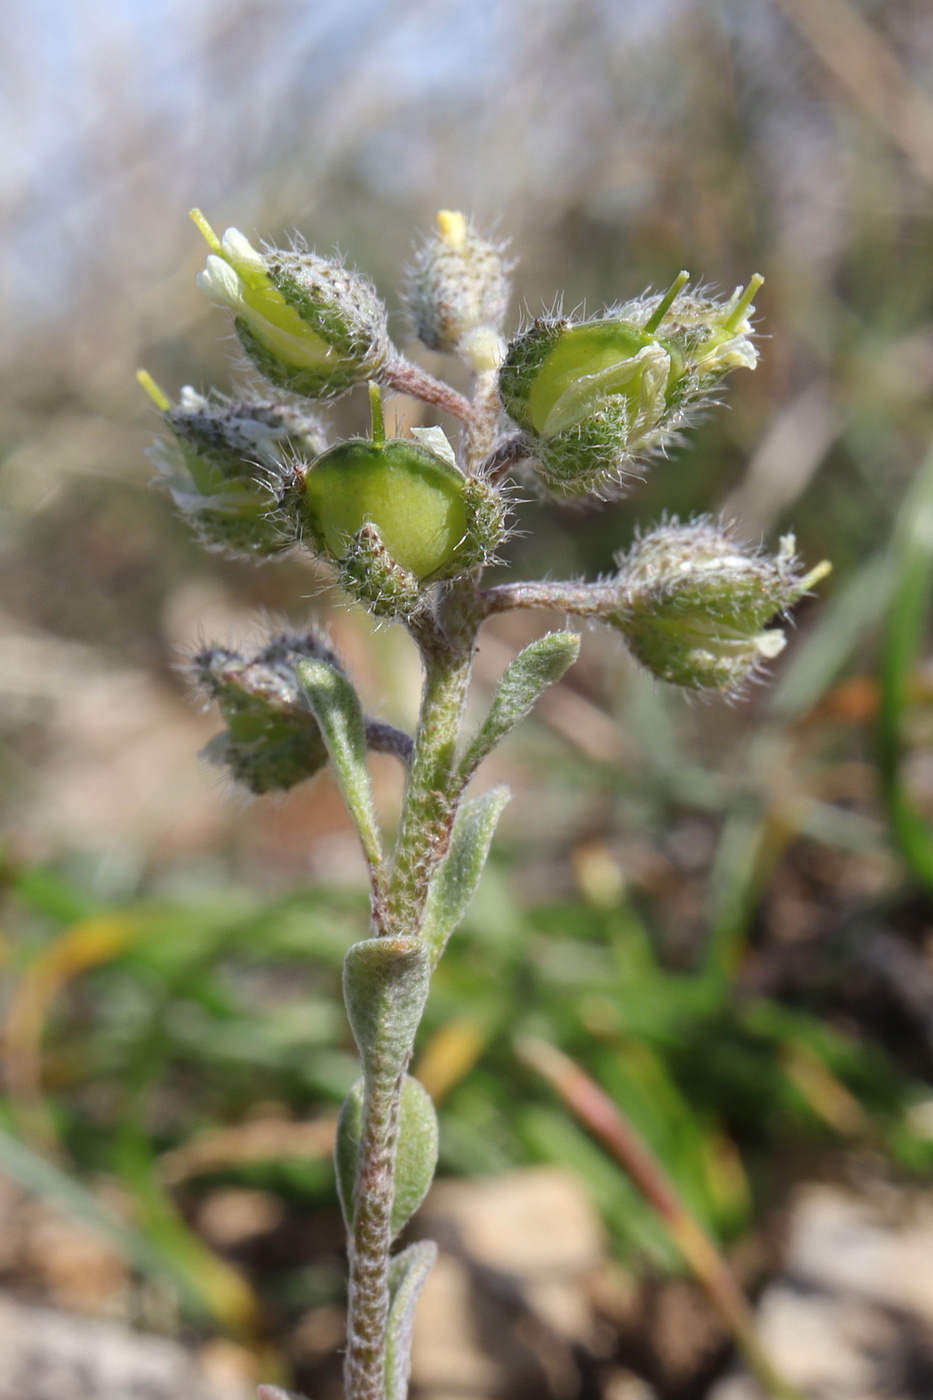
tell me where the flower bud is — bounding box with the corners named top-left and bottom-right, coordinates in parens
top-left (404, 210), bottom-right (510, 370)
top-left (192, 210), bottom-right (391, 400)
top-left (196, 632), bottom-right (340, 793)
top-left (606, 522), bottom-right (829, 692)
top-left (498, 274), bottom-right (762, 498)
top-left (139, 374), bottom-right (325, 558)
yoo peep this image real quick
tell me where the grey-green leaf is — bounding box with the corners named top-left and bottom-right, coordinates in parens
top-left (335, 1076), bottom-right (439, 1238)
top-left (294, 656), bottom-right (383, 870)
top-left (343, 936), bottom-right (432, 1077)
top-left (385, 1239), bottom-right (438, 1400)
top-left (420, 786), bottom-right (511, 967)
top-left (460, 631), bottom-right (580, 780)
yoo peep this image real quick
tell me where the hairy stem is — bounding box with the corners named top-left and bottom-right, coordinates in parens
top-left (381, 357), bottom-right (475, 426)
top-left (387, 600), bottom-right (478, 932)
top-left (482, 578), bottom-right (620, 617)
top-left (344, 1065), bottom-right (406, 1400)
top-left (343, 584), bottom-right (481, 1400)
top-left (463, 369), bottom-right (504, 475)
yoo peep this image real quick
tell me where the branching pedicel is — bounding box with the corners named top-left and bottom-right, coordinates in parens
top-left (138, 209), bottom-right (829, 1400)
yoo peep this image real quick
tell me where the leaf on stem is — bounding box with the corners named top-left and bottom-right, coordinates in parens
top-left (420, 787), bottom-right (511, 967)
top-left (460, 632), bottom-right (580, 780)
top-left (335, 1075), bottom-right (439, 1238)
top-left (294, 657), bottom-right (384, 873)
top-left (343, 937), bottom-right (432, 1078)
top-left (385, 1240), bottom-right (438, 1400)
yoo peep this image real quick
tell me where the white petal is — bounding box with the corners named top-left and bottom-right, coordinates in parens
top-left (179, 385), bottom-right (208, 412)
top-left (196, 255), bottom-right (245, 310)
top-left (410, 426), bottom-right (458, 468)
top-left (755, 629), bottom-right (786, 660)
top-left (221, 227), bottom-right (266, 272)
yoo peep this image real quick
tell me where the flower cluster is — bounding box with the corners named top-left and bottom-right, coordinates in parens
top-left (139, 207), bottom-right (827, 767)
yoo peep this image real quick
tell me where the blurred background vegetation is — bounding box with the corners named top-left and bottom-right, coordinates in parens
top-left (4, 0), bottom-right (933, 1395)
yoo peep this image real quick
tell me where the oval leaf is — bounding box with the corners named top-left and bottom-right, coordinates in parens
top-left (343, 936), bottom-right (432, 1077)
top-left (335, 1075), bottom-right (439, 1239)
top-left (420, 787), bottom-right (511, 967)
top-left (385, 1239), bottom-right (438, 1400)
top-left (460, 631), bottom-right (580, 780)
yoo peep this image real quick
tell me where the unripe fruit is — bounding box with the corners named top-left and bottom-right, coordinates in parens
top-left (301, 439), bottom-right (471, 583)
top-left (499, 273), bottom-right (762, 498)
top-left (521, 322), bottom-right (683, 440)
top-left (499, 317), bottom-right (682, 497)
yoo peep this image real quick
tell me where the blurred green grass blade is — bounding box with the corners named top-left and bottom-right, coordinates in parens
top-left (114, 1122), bottom-right (263, 1337)
top-left (12, 865), bottom-right (98, 924)
top-left (704, 548), bottom-right (895, 977)
top-left (879, 442), bottom-right (933, 889)
top-left (0, 1122), bottom-right (207, 1312)
top-left (768, 549), bottom-right (892, 721)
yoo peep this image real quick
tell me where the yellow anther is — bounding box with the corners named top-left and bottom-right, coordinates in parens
top-left (136, 369), bottom-right (172, 411)
top-left (189, 207), bottom-right (224, 257)
top-left (798, 559), bottom-right (832, 593)
top-left (436, 210), bottom-right (467, 253)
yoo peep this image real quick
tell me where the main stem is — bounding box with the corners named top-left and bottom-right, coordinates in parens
top-left (344, 1065), bottom-right (406, 1400)
top-left (343, 580), bottom-right (481, 1400)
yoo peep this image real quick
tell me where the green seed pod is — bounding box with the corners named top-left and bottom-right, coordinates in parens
top-left (606, 521), bottom-right (828, 692)
top-left (196, 632), bottom-right (340, 793)
top-left (192, 211), bottom-right (391, 401)
top-left (404, 210), bottom-right (510, 370)
top-left (139, 375), bottom-right (326, 558)
top-left (499, 274), bottom-right (762, 498)
top-left (301, 435), bottom-right (493, 587)
top-left (499, 317), bottom-right (684, 496)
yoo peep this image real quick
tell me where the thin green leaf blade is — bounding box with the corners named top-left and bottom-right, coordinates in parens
top-left (879, 443), bottom-right (933, 890)
top-left (461, 632), bottom-right (580, 779)
top-left (421, 786), bottom-right (511, 967)
top-left (294, 656), bottom-right (383, 870)
top-left (385, 1239), bottom-right (438, 1400)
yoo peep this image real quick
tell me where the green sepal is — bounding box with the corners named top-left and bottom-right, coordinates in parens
top-left (420, 787), bottom-right (511, 968)
top-left (337, 522), bottom-right (424, 619)
top-left (294, 657), bottom-right (383, 870)
top-left (301, 438), bottom-right (470, 582)
top-left (385, 1240), bottom-right (438, 1400)
top-left (342, 936), bottom-right (432, 1078)
top-left (335, 1076), bottom-right (439, 1239)
top-left (460, 631), bottom-right (580, 780)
